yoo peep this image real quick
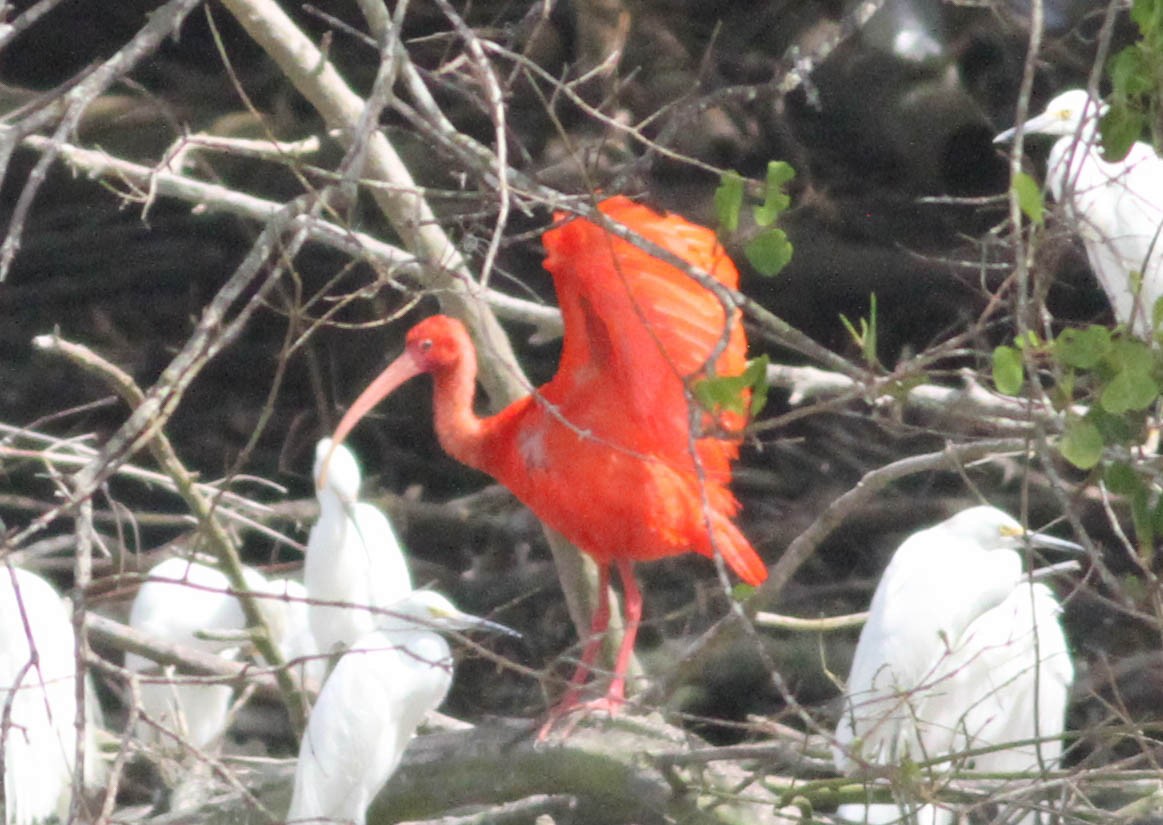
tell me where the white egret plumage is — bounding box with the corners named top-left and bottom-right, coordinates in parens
top-left (285, 590), bottom-right (514, 825)
top-left (264, 578), bottom-right (326, 690)
top-left (126, 557), bottom-right (270, 751)
top-left (305, 439), bottom-right (412, 657)
top-left (834, 506), bottom-right (1076, 825)
top-left (1, 566), bottom-right (104, 825)
top-left (996, 89), bottom-right (1163, 338)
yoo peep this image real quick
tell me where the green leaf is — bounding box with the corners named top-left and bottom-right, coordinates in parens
top-left (1100, 367), bottom-right (1158, 413)
top-left (1012, 171), bottom-right (1044, 225)
top-left (1015, 329), bottom-right (1042, 350)
top-left (1089, 404), bottom-right (1138, 445)
top-left (1130, 0), bottom-right (1159, 33)
top-left (745, 228), bottom-right (793, 277)
top-left (714, 171), bottom-right (745, 234)
top-left (1060, 418), bottom-right (1105, 469)
top-left (839, 295), bottom-right (879, 369)
top-left (1152, 295), bottom-right (1163, 333)
top-left (693, 374), bottom-right (743, 414)
top-left (992, 345), bottom-right (1024, 396)
top-left (1114, 45), bottom-right (1155, 98)
top-left (731, 582), bottom-right (756, 601)
top-left (742, 354), bottom-right (771, 416)
top-left (864, 294), bottom-right (878, 367)
top-left (692, 355), bottom-right (771, 417)
top-left (1111, 47), bottom-right (1150, 95)
top-left (753, 161), bottom-right (796, 227)
top-left (1104, 461), bottom-right (1143, 496)
top-left (1051, 368), bottom-right (1076, 409)
top-left (1055, 325), bottom-right (1112, 368)
top-left (1101, 100), bottom-right (1145, 160)
top-left (1129, 481), bottom-right (1154, 550)
top-left (1109, 337), bottom-right (1155, 374)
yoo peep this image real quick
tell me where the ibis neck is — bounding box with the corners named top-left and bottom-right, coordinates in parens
top-left (431, 352), bottom-right (489, 471)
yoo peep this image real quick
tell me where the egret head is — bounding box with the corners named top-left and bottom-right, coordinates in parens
top-left (315, 437), bottom-right (361, 501)
top-left (942, 505), bottom-right (1024, 548)
top-left (380, 589), bottom-right (519, 637)
top-left (941, 505), bottom-right (1081, 554)
top-left (994, 89), bottom-right (1107, 143)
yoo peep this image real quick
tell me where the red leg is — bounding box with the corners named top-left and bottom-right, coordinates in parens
top-left (559, 563), bottom-right (612, 707)
top-left (538, 561), bottom-right (642, 739)
top-left (537, 564), bottom-right (611, 738)
top-left (606, 558), bottom-right (641, 705)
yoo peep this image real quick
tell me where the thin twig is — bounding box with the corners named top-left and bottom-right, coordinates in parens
top-left (30, 333), bottom-right (309, 731)
top-left (220, 0), bottom-right (611, 669)
top-left (647, 438), bottom-right (1047, 705)
top-left (0, 0), bottom-right (205, 280)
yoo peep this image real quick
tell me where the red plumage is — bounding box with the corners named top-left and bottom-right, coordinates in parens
top-left (328, 196), bottom-right (766, 723)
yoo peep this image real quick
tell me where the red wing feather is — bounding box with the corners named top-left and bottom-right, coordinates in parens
top-left (542, 197), bottom-right (748, 442)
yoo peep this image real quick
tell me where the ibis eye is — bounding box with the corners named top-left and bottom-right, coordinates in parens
top-left (418, 339), bottom-right (434, 354)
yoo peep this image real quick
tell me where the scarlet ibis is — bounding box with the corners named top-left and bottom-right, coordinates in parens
top-left (286, 589), bottom-right (516, 825)
top-left (306, 438), bottom-right (412, 658)
top-left (327, 196), bottom-right (767, 721)
top-left (995, 89), bottom-right (1163, 338)
top-left (835, 507), bottom-right (1075, 825)
top-left (2, 565), bottom-right (105, 825)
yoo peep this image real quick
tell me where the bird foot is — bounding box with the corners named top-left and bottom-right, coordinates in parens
top-left (536, 690), bottom-right (626, 741)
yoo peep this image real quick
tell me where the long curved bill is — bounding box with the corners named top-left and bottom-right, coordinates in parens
top-left (318, 350), bottom-right (425, 488)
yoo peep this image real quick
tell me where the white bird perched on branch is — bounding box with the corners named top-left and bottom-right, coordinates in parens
top-left (126, 557), bottom-right (271, 751)
top-left (285, 589), bottom-right (515, 825)
top-left (996, 89), bottom-right (1163, 338)
top-left (264, 577), bottom-right (326, 690)
top-left (306, 438), bottom-right (412, 657)
top-left (834, 506), bottom-right (1077, 825)
top-left (1, 565), bottom-right (105, 825)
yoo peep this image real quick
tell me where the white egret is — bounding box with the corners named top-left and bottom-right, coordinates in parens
top-left (834, 506), bottom-right (1076, 825)
top-left (305, 438), bottom-right (412, 657)
top-left (263, 578), bottom-right (326, 690)
top-left (126, 557), bottom-right (270, 751)
top-left (996, 89), bottom-right (1163, 338)
top-left (285, 590), bottom-right (514, 825)
top-left (1, 565), bottom-right (104, 825)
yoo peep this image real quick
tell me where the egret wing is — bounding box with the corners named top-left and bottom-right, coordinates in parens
top-left (930, 583), bottom-right (1071, 773)
top-left (836, 525), bottom-right (1023, 766)
top-left (288, 630), bottom-right (453, 825)
top-left (1051, 136), bottom-right (1163, 333)
top-left (0, 569), bottom-right (78, 825)
top-left (1108, 146), bottom-right (1163, 322)
top-left (354, 503), bottom-right (413, 610)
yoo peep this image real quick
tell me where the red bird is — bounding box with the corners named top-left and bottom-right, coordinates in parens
top-left (327, 196), bottom-right (767, 723)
